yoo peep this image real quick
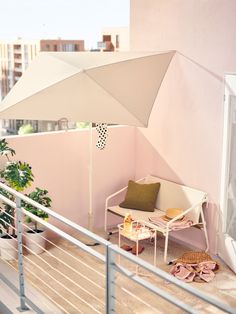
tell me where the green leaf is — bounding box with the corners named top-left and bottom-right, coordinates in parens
top-left (25, 216), bottom-right (32, 224)
top-left (0, 139), bottom-right (16, 158)
top-left (18, 124), bottom-right (34, 135)
top-left (24, 187), bottom-right (51, 223)
top-left (2, 161), bottom-right (34, 191)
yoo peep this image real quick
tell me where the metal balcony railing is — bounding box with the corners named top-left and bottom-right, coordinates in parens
top-left (0, 181), bottom-right (235, 313)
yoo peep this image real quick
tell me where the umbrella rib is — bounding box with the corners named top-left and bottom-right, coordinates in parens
top-left (83, 71), bottom-right (146, 126)
top-left (80, 50), bottom-right (175, 71)
top-left (50, 50), bottom-right (175, 72)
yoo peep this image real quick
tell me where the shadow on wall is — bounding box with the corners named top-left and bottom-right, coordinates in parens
top-left (134, 129), bottom-right (217, 253)
top-left (178, 52), bottom-right (224, 84)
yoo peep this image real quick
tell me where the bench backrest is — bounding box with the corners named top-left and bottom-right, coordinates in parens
top-left (144, 175), bottom-right (207, 223)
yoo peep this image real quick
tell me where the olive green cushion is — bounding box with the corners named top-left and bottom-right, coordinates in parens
top-left (119, 180), bottom-right (160, 212)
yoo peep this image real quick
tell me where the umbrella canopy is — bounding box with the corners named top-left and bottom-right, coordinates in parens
top-left (0, 51), bottom-right (175, 126)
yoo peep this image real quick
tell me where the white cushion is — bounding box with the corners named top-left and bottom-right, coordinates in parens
top-left (108, 205), bottom-right (162, 220)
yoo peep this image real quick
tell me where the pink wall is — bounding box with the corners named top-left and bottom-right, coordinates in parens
top-left (131, 0), bottom-right (236, 252)
top-left (5, 127), bottom-right (135, 234)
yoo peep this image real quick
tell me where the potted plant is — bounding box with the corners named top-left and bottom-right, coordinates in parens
top-left (23, 188), bottom-right (51, 254)
top-left (0, 188), bottom-right (16, 260)
top-left (0, 139), bottom-right (34, 260)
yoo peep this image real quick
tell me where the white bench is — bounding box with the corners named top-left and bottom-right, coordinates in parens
top-left (105, 175), bottom-right (209, 263)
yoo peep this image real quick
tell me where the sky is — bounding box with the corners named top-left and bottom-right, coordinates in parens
top-left (0, 0), bottom-right (129, 49)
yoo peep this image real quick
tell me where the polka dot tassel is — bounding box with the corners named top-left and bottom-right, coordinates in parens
top-left (96, 123), bottom-right (108, 150)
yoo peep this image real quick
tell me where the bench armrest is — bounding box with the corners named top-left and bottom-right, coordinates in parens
top-left (166, 197), bottom-right (208, 227)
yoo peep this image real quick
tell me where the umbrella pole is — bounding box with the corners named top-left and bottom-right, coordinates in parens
top-left (85, 122), bottom-right (110, 245)
top-left (88, 122), bottom-right (93, 231)
top-left (84, 122), bottom-right (99, 246)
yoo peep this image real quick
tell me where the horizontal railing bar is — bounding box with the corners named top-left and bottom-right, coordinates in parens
top-left (0, 246), bottom-right (18, 256)
top-left (22, 252), bottom-right (103, 314)
top-left (23, 224), bottom-right (105, 278)
top-left (21, 208), bottom-right (105, 262)
top-left (24, 272), bottom-right (71, 314)
top-left (1, 224), bottom-right (104, 313)
top-left (0, 182), bottom-right (109, 246)
top-left (21, 237), bottom-right (105, 307)
top-left (25, 266), bottom-right (79, 314)
top-left (0, 270), bottom-right (55, 314)
top-left (2, 222), bottom-right (104, 311)
top-left (0, 193), bottom-right (16, 207)
top-left (113, 264), bottom-right (197, 314)
top-left (1, 209), bottom-right (105, 263)
top-left (110, 245), bottom-right (236, 314)
top-left (21, 221), bottom-right (105, 289)
top-left (0, 230), bottom-right (103, 313)
top-left (0, 225), bottom-right (18, 249)
top-left (1, 259), bottom-right (70, 314)
top-left (2, 209), bottom-right (106, 279)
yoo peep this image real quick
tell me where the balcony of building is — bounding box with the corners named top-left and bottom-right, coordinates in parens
top-left (13, 72), bottom-right (22, 85)
top-left (13, 45), bottom-right (22, 54)
top-left (13, 53), bottom-right (22, 62)
top-left (101, 35), bottom-right (115, 51)
top-left (0, 128), bottom-right (235, 313)
top-left (14, 64), bottom-right (23, 72)
top-left (103, 41), bottom-right (114, 51)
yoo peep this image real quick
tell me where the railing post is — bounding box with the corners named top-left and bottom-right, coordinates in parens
top-left (106, 245), bottom-right (115, 313)
top-left (16, 196), bottom-right (29, 312)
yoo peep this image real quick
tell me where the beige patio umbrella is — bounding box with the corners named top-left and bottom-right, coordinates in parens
top-left (0, 51), bottom-right (175, 233)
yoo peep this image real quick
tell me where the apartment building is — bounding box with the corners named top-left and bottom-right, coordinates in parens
top-left (0, 38), bottom-right (84, 134)
top-left (97, 27), bottom-right (129, 51)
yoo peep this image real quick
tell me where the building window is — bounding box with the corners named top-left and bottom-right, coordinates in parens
top-left (53, 45), bottom-right (57, 51)
top-left (16, 119), bottom-right (24, 131)
top-left (103, 35), bottom-right (111, 42)
top-left (62, 44), bottom-right (74, 51)
top-left (116, 35), bottom-right (120, 49)
top-left (74, 44), bottom-right (79, 51)
top-left (45, 44), bottom-right (50, 51)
